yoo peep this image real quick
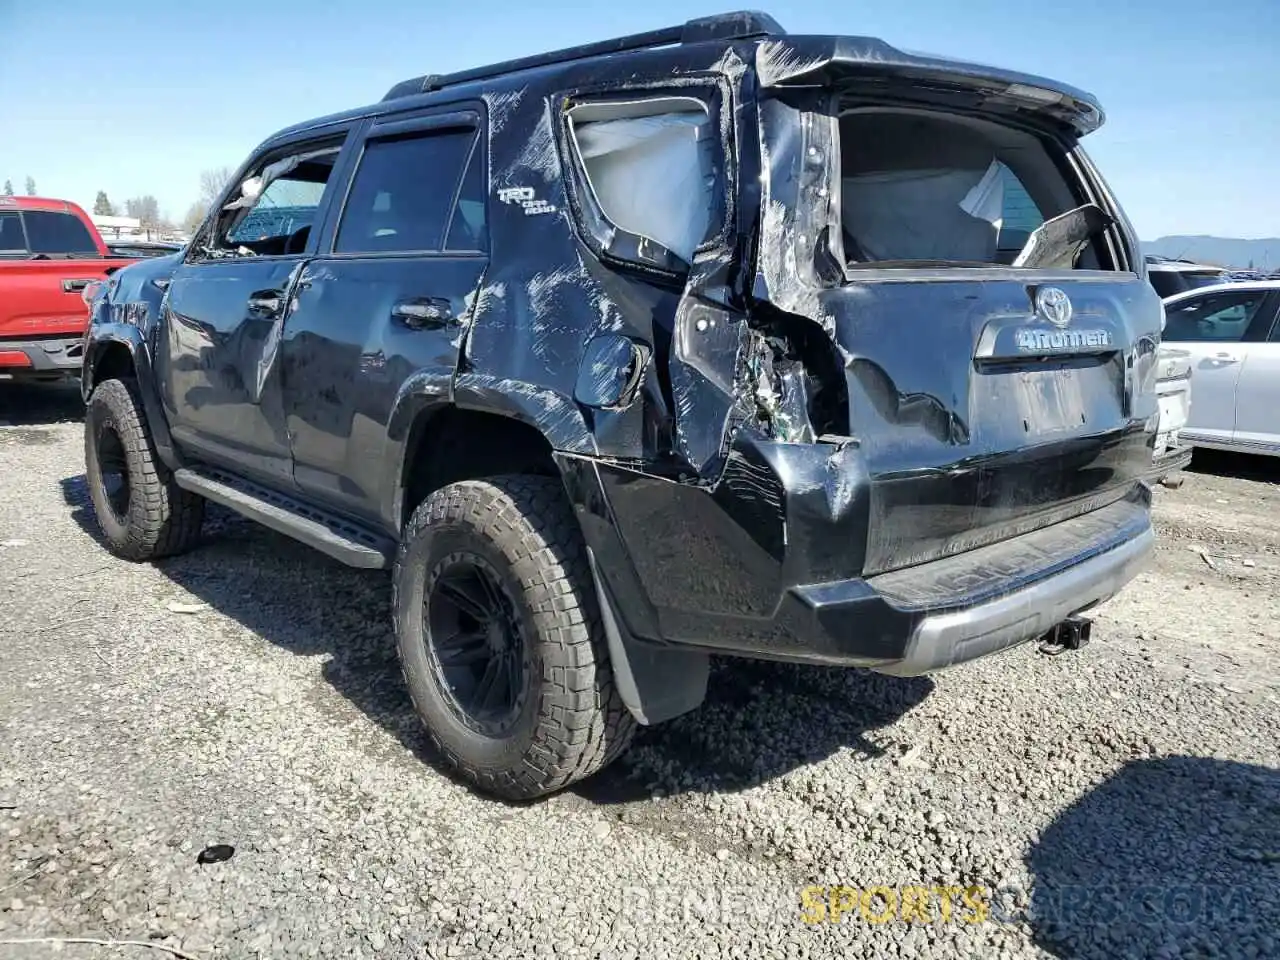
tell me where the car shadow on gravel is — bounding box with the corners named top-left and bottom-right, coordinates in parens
top-left (1187, 448), bottom-right (1280, 485)
top-left (0, 380), bottom-right (85, 427)
top-left (58, 471), bottom-right (935, 804)
top-left (575, 662), bottom-right (934, 803)
top-left (1023, 755), bottom-right (1279, 959)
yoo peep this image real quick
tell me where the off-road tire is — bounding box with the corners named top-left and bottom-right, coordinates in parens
top-left (84, 377), bottom-right (204, 561)
top-left (393, 475), bottom-right (636, 799)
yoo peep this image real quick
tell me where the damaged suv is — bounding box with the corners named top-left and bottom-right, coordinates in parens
top-left (81, 11), bottom-right (1162, 799)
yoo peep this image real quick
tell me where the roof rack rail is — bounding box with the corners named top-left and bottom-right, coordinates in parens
top-left (381, 10), bottom-right (784, 101)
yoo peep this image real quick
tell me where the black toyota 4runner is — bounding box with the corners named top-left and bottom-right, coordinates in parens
top-left (81, 11), bottom-right (1162, 799)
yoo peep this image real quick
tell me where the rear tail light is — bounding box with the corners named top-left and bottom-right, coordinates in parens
top-left (0, 350), bottom-right (33, 368)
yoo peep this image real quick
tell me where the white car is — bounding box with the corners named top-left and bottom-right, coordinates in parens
top-left (1151, 343), bottom-right (1192, 484)
top-left (1160, 279), bottom-right (1280, 457)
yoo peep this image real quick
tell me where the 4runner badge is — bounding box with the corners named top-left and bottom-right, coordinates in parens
top-left (497, 186), bottom-right (557, 217)
top-left (1016, 286), bottom-right (1111, 353)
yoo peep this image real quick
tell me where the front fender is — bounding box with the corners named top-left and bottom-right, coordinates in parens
top-left (83, 307), bottom-right (182, 471)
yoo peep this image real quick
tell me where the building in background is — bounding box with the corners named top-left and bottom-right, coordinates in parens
top-left (90, 214), bottom-right (142, 238)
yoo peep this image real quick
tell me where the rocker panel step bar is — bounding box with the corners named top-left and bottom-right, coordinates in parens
top-left (173, 466), bottom-right (395, 569)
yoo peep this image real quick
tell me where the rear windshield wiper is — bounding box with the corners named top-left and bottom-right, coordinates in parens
top-left (1012, 203), bottom-right (1113, 269)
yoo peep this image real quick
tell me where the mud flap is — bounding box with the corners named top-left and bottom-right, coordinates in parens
top-left (587, 548), bottom-right (709, 725)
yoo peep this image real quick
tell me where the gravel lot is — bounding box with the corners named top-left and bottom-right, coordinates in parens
top-left (1, 380), bottom-right (1277, 960)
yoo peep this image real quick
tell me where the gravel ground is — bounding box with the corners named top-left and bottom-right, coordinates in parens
top-left (1, 380), bottom-right (1277, 960)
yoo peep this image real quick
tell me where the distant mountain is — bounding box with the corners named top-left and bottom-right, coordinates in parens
top-left (1143, 236), bottom-right (1280, 272)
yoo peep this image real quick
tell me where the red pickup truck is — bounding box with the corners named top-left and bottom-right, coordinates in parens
top-left (0, 196), bottom-right (138, 380)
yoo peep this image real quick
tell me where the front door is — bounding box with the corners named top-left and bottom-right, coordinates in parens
top-left (279, 109), bottom-right (489, 525)
top-left (157, 133), bottom-right (352, 485)
top-left (1230, 294), bottom-right (1280, 452)
top-left (1162, 287), bottom-right (1277, 447)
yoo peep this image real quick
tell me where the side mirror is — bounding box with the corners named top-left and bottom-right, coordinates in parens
top-left (573, 334), bottom-right (649, 409)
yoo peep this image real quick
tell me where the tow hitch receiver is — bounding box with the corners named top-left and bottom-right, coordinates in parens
top-left (1037, 616), bottom-right (1093, 657)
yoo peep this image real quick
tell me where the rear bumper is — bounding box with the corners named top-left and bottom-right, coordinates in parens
top-left (791, 505), bottom-right (1153, 675)
top-left (0, 336), bottom-right (85, 376)
top-left (564, 435), bottom-right (1154, 677)
top-left (1148, 444), bottom-right (1193, 482)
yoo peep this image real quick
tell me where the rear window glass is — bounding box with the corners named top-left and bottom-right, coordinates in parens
top-left (1148, 269), bottom-right (1226, 298)
top-left (0, 212), bottom-right (26, 254)
top-left (837, 109), bottom-right (1102, 269)
top-left (22, 210), bottom-right (99, 254)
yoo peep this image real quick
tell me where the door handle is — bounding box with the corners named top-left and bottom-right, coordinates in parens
top-left (1212, 351), bottom-right (1241, 364)
top-left (391, 297), bottom-right (455, 330)
top-left (246, 291), bottom-right (283, 315)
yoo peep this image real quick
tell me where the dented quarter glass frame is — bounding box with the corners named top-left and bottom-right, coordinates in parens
top-left (555, 79), bottom-right (734, 278)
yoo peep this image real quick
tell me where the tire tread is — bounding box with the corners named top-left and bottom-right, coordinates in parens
top-left (86, 378), bottom-right (203, 561)
top-left (392, 475), bottom-right (635, 799)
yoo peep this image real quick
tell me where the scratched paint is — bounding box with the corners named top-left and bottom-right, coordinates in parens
top-left (81, 21), bottom-right (1160, 615)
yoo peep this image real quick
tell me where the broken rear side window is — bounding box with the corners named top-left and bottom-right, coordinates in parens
top-left (565, 96), bottom-right (720, 267)
top-left (837, 108), bottom-right (1112, 270)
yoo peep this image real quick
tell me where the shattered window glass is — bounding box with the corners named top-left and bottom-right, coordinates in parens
top-left (336, 129), bottom-right (477, 254)
top-left (837, 110), bottom-right (1089, 267)
top-left (211, 146), bottom-right (340, 257)
top-left (226, 177), bottom-right (326, 245)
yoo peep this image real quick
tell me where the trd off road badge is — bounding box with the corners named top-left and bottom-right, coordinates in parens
top-left (1016, 287), bottom-right (1112, 353)
top-left (497, 186), bottom-right (557, 216)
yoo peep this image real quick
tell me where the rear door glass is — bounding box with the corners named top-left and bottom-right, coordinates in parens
top-left (335, 127), bottom-right (480, 254)
top-left (22, 211), bottom-right (98, 255)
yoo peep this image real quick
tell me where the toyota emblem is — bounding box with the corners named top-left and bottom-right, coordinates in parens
top-left (1035, 287), bottom-right (1073, 328)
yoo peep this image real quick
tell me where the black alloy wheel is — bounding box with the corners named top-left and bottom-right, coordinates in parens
top-left (425, 553), bottom-right (530, 737)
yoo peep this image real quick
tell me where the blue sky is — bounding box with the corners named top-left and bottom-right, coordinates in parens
top-left (2, 0), bottom-right (1276, 239)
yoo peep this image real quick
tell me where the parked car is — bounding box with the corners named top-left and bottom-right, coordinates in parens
top-left (1150, 344), bottom-right (1193, 485)
top-left (0, 197), bottom-right (137, 380)
top-left (104, 240), bottom-right (186, 259)
top-left (1160, 280), bottom-right (1280, 456)
top-left (80, 11), bottom-right (1162, 799)
top-left (1145, 256), bottom-right (1229, 298)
